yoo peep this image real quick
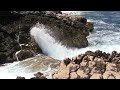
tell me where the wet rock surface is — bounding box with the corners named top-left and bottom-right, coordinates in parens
top-left (0, 11), bottom-right (93, 64)
top-left (14, 50), bottom-right (120, 79)
top-left (14, 54), bottom-right (60, 79)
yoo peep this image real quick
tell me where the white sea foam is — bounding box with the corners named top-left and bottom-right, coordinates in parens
top-left (0, 11), bottom-right (120, 79)
top-left (30, 23), bottom-right (120, 60)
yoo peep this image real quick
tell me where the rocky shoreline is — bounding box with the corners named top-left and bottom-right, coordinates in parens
top-left (0, 11), bottom-right (93, 64)
top-left (16, 50), bottom-right (120, 79)
top-left (1, 11), bottom-right (120, 79)
top-left (53, 50), bottom-right (120, 79)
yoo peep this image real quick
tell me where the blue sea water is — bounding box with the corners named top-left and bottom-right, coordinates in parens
top-left (29, 11), bottom-right (120, 60)
top-left (1, 11), bottom-right (120, 79)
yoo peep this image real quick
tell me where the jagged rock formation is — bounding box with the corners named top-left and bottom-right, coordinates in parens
top-left (36, 11), bottom-right (93, 48)
top-left (15, 50), bottom-right (120, 79)
top-left (52, 50), bottom-right (120, 79)
top-left (0, 11), bottom-right (93, 64)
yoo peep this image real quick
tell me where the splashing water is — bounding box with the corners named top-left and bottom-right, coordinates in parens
top-left (30, 11), bottom-right (120, 60)
top-left (30, 23), bottom-right (120, 60)
top-left (1, 11), bottom-right (120, 79)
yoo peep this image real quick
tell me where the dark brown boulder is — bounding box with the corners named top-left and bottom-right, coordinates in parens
top-left (85, 51), bottom-right (95, 56)
top-left (30, 72), bottom-right (47, 79)
top-left (73, 54), bottom-right (85, 64)
top-left (95, 50), bottom-right (103, 57)
top-left (63, 58), bottom-right (71, 66)
top-left (16, 76), bottom-right (25, 79)
top-left (102, 52), bottom-right (110, 59)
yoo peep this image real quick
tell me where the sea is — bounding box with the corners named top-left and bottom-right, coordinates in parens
top-left (1, 11), bottom-right (120, 79)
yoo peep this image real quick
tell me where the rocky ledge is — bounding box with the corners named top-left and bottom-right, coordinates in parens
top-left (0, 11), bottom-right (93, 64)
top-left (16, 50), bottom-right (120, 79)
top-left (52, 50), bottom-right (120, 79)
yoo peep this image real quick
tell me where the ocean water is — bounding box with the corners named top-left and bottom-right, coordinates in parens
top-left (31, 11), bottom-right (120, 60)
top-left (1, 11), bottom-right (120, 79)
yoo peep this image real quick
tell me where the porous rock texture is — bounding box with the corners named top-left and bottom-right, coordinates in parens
top-left (52, 50), bottom-right (120, 79)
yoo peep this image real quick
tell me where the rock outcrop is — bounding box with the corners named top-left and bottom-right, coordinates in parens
top-left (0, 11), bottom-right (93, 64)
top-left (52, 50), bottom-right (120, 79)
top-left (36, 12), bottom-right (93, 48)
top-left (0, 11), bottom-right (43, 64)
top-left (14, 50), bottom-right (120, 79)
top-left (16, 72), bottom-right (47, 79)
top-left (30, 72), bottom-right (47, 79)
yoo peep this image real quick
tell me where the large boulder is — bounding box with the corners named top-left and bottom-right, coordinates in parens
top-left (30, 72), bottom-right (47, 79)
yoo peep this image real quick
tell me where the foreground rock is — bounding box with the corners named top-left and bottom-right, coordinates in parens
top-left (0, 11), bottom-right (93, 64)
top-left (52, 50), bottom-right (120, 79)
top-left (30, 72), bottom-right (47, 79)
top-left (16, 72), bottom-right (47, 79)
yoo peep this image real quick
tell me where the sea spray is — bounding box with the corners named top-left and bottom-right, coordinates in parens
top-left (30, 23), bottom-right (79, 60)
top-left (30, 21), bottom-right (120, 60)
top-left (0, 11), bottom-right (120, 79)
